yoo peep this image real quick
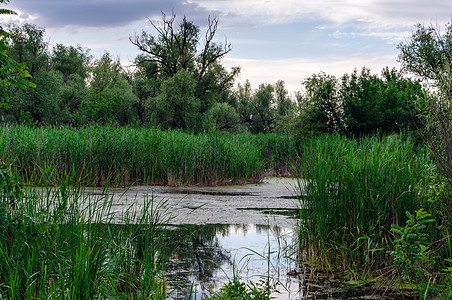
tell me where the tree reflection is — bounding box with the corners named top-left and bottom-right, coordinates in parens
top-left (164, 224), bottom-right (232, 292)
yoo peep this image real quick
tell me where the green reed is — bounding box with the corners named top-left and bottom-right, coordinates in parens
top-left (0, 175), bottom-right (170, 299)
top-left (297, 133), bottom-right (431, 276)
top-left (0, 125), bottom-right (299, 187)
top-left (244, 132), bottom-right (299, 176)
top-left (1, 125), bottom-right (285, 186)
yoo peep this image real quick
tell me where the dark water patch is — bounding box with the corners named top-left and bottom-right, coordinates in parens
top-left (280, 195), bottom-right (301, 199)
top-left (166, 188), bottom-right (254, 197)
top-left (237, 207), bottom-right (300, 218)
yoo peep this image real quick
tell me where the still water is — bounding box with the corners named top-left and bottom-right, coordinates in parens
top-left (83, 177), bottom-right (408, 299)
top-left (165, 224), bottom-right (300, 299)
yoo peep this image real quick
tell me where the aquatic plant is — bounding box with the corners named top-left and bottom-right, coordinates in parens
top-left (297, 134), bottom-right (430, 277)
top-left (0, 170), bottom-right (171, 299)
top-left (0, 125), bottom-right (284, 186)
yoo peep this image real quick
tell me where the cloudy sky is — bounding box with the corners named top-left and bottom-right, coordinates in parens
top-left (4, 0), bottom-right (452, 93)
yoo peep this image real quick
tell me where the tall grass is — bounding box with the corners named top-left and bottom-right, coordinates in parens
top-left (246, 133), bottom-right (299, 176)
top-left (0, 174), bottom-right (171, 299)
top-left (297, 134), bottom-right (431, 277)
top-left (1, 125), bottom-right (300, 186)
top-left (0, 125), bottom-right (300, 186)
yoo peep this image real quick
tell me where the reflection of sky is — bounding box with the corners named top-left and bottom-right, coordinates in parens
top-left (192, 224), bottom-right (300, 300)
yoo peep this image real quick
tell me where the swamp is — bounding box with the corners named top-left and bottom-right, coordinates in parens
top-left (1, 6), bottom-right (452, 299)
top-left (2, 126), bottom-right (451, 299)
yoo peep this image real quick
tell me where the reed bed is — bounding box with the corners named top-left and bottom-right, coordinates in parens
top-left (246, 132), bottom-right (299, 176)
top-left (0, 125), bottom-right (305, 186)
top-left (0, 177), bottom-right (172, 299)
top-left (297, 134), bottom-right (431, 276)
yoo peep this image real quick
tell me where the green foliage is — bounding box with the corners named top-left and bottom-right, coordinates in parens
top-left (52, 43), bottom-right (91, 82)
top-left (9, 70), bottom-right (67, 124)
top-left (0, 13), bottom-right (36, 109)
top-left (150, 69), bottom-right (201, 131)
top-left (298, 72), bottom-right (342, 133)
top-left (235, 80), bottom-right (295, 134)
top-left (341, 67), bottom-right (424, 135)
top-left (7, 23), bottom-right (49, 77)
top-left (77, 53), bottom-right (138, 125)
top-left (0, 36), bottom-right (35, 108)
top-left (390, 210), bottom-right (435, 278)
top-left (131, 13), bottom-right (239, 130)
top-left (3, 24), bottom-right (92, 124)
top-left (390, 209), bottom-right (436, 296)
top-left (249, 83), bottom-right (275, 133)
top-left (207, 277), bottom-right (272, 300)
top-left (444, 258), bottom-right (452, 297)
top-left (274, 80), bottom-right (293, 117)
top-left (297, 134), bottom-right (430, 274)
top-left (291, 68), bottom-right (426, 136)
top-left (397, 21), bottom-right (452, 81)
top-left (204, 102), bottom-right (241, 132)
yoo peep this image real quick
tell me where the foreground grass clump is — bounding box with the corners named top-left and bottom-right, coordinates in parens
top-left (297, 134), bottom-right (431, 277)
top-left (1, 125), bottom-right (289, 186)
top-left (0, 166), bottom-right (171, 299)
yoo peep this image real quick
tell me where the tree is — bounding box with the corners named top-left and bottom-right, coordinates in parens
top-left (397, 22), bottom-right (452, 82)
top-left (9, 70), bottom-right (65, 125)
top-left (131, 13), bottom-right (239, 130)
top-left (52, 44), bottom-right (91, 83)
top-left (131, 58), bottom-right (162, 124)
top-left (296, 72), bottom-right (342, 134)
top-left (0, 2), bottom-right (35, 108)
top-left (274, 80), bottom-right (293, 117)
top-left (131, 13), bottom-right (232, 80)
top-left (204, 102), bottom-right (241, 132)
top-left (4, 23), bottom-right (67, 124)
top-left (51, 44), bottom-right (91, 117)
top-left (77, 53), bottom-right (138, 125)
top-left (7, 23), bottom-right (49, 76)
top-left (148, 69), bottom-right (200, 131)
top-left (341, 67), bottom-right (424, 135)
top-left (250, 83), bottom-right (275, 133)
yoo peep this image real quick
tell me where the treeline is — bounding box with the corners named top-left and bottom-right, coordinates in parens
top-left (0, 18), bottom-right (426, 135)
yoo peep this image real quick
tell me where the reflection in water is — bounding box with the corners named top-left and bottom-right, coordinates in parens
top-left (91, 224), bottom-right (404, 299)
top-left (164, 224), bottom-right (300, 300)
top-left (162, 225), bottom-right (408, 300)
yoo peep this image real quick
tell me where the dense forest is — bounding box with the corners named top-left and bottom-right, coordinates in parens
top-left (0, 15), bottom-right (429, 136)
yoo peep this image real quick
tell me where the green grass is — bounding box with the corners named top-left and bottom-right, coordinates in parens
top-left (296, 133), bottom-right (432, 277)
top-left (0, 169), bottom-right (171, 299)
top-left (0, 125), bottom-right (299, 187)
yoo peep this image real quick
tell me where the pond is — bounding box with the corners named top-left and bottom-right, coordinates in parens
top-left (83, 177), bottom-right (304, 298)
top-left (95, 177), bottom-right (302, 227)
top-left (80, 177), bottom-right (410, 299)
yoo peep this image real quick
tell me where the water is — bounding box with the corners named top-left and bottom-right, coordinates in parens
top-left (91, 177), bottom-right (302, 227)
top-left (164, 224), bottom-right (301, 300)
top-left (79, 177), bottom-right (410, 299)
top-left (103, 177), bottom-right (305, 297)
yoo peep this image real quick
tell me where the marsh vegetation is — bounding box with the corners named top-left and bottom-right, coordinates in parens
top-left (1, 1), bottom-right (452, 297)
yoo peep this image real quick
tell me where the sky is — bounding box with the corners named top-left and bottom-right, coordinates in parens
top-left (3, 0), bottom-right (452, 94)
